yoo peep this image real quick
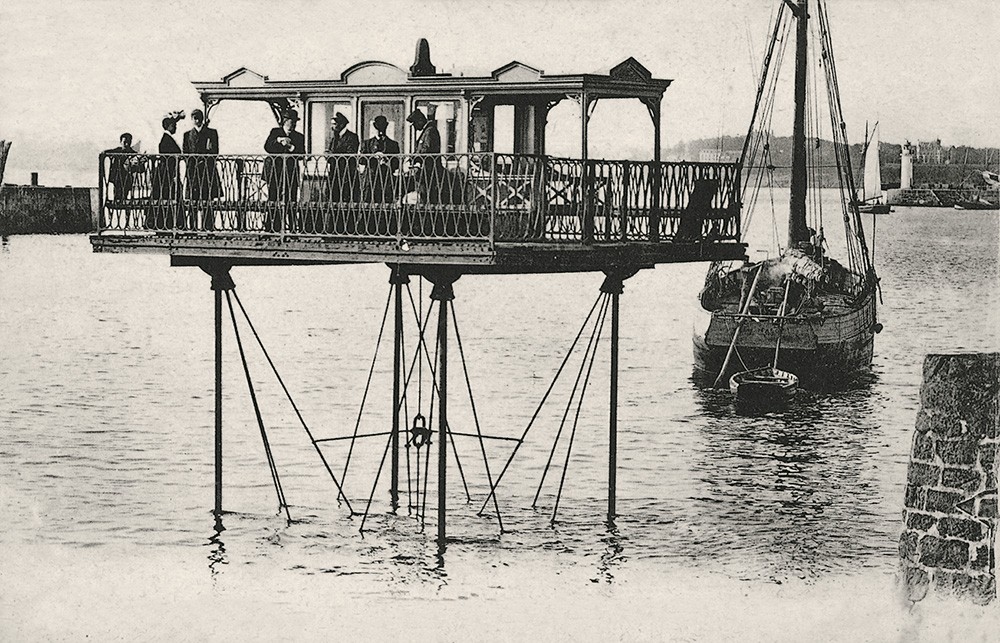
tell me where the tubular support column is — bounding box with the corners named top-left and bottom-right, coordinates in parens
top-left (203, 263), bottom-right (235, 523)
top-left (428, 271), bottom-right (459, 551)
top-left (390, 267), bottom-right (410, 512)
top-left (600, 272), bottom-right (628, 526)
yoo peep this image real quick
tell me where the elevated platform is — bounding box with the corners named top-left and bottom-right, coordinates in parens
top-left (92, 151), bottom-right (746, 274)
top-left (92, 233), bottom-right (745, 274)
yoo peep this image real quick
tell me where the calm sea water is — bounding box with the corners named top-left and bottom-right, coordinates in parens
top-left (1, 206), bottom-right (998, 640)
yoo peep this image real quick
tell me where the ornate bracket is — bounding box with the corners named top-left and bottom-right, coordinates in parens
top-left (202, 97), bottom-right (222, 123)
top-left (639, 96), bottom-right (661, 125)
top-left (266, 98), bottom-right (300, 124)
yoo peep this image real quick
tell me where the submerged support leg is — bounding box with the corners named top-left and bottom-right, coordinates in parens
top-left (600, 271), bottom-right (630, 526)
top-left (390, 266), bottom-right (409, 512)
top-left (428, 270), bottom-right (459, 551)
top-left (203, 263), bottom-right (234, 525)
top-left (609, 290), bottom-right (619, 524)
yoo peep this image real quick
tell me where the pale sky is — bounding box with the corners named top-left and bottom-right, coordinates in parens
top-left (1, 0), bottom-right (997, 185)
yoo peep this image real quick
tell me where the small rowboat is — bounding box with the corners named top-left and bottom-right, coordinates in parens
top-left (729, 367), bottom-right (798, 407)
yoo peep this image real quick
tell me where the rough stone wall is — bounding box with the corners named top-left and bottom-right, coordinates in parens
top-left (900, 353), bottom-right (999, 604)
top-left (0, 185), bottom-right (97, 234)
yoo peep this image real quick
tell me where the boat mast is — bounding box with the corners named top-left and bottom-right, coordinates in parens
top-left (788, 0), bottom-right (810, 248)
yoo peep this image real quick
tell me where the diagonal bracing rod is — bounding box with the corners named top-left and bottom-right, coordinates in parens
top-left (231, 291), bottom-right (353, 514)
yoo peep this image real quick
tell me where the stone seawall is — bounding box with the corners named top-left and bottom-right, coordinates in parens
top-left (0, 185), bottom-right (97, 234)
top-left (900, 353), bottom-right (999, 604)
top-left (886, 188), bottom-right (999, 208)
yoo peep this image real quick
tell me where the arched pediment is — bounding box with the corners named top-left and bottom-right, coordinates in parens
top-left (491, 61), bottom-right (543, 83)
top-left (341, 61), bottom-right (407, 85)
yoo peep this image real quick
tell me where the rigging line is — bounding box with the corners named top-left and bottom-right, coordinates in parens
top-left (357, 416), bottom-right (398, 535)
top-left (451, 304), bottom-right (504, 532)
top-left (231, 291), bottom-right (353, 513)
top-left (225, 291), bottom-right (291, 524)
top-left (551, 290), bottom-right (611, 524)
top-left (810, 17), bottom-right (825, 235)
top-left (533, 293), bottom-right (610, 508)
top-left (742, 13), bottom-right (791, 198)
top-left (340, 285), bottom-right (394, 487)
top-left (738, 0), bottom-right (788, 168)
top-left (477, 289), bottom-right (606, 516)
top-left (819, 0), bottom-right (871, 276)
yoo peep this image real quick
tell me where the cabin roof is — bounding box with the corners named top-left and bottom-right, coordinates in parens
top-left (193, 54), bottom-right (672, 103)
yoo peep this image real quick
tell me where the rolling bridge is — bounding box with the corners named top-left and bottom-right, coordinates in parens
top-left (91, 40), bottom-right (745, 549)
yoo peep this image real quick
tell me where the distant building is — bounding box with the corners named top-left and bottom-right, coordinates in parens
top-left (698, 149), bottom-right (739, 163)
top-left (916, 139), bottom-right (944, 164)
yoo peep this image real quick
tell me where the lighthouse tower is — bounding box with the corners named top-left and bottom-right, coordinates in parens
top-left (900, 142), bottom-right (913, 190)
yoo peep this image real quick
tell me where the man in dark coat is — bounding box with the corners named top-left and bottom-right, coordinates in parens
top-left (263, 108), bottom-right (306, 232)
top-left (182, 108), bottom-right (221, 230)
top-left (359, 115), bottom-right (400, 204)
top-left (149, 114), bottom-right (183, 229)
top-left (105, 132), bottom-right (138, 202)
top-left (406, 108), bottom-right (444, 205)
top-left (104, 132), bottom-right (144, 228)
top-left (326, 112), bottom-right (360, 203)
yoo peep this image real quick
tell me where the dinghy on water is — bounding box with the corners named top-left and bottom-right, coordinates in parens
top-left (730, 367), bottom-right (798, 407)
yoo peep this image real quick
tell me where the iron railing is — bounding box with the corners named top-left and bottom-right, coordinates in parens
top-left (98, 152), bottom-right (741, 244)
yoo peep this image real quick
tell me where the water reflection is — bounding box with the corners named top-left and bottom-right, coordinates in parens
top-left (596, 526), bottom-right (626, 584)
top-left (681, 380), bottom-right (887, 579)
top-left (207, 516), bottom-right (228, 579)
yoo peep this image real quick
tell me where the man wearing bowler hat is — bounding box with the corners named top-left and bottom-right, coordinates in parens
top-left (263, 108), bottom-right (306, 231)
top-left (360, 115), bottom-right (400, 204)
top-left (326, 112), bottom-right (360, 204)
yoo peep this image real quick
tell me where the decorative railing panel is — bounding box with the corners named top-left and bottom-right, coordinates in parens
top-left (99, 152), bottom-right (740, 245)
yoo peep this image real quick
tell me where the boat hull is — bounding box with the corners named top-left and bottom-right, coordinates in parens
top-left (693, 290), bottom-right (876, 390)
top-left (858, 203), bottom-right (891, 214)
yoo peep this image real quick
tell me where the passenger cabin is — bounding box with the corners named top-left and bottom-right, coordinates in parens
top-left (91, 40), bottom-right (745, 273)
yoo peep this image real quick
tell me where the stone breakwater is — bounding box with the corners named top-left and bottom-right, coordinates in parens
top-left (900, 353), bottom-right (999, 604)
top-left (0, 185), bottom-right (97, 235)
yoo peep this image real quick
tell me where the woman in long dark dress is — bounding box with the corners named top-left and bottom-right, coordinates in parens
top-left (149, 115), bottom-right (183, 229)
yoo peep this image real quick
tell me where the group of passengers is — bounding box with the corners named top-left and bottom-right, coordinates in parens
top-left (104, 106), bottom-right (447, 233)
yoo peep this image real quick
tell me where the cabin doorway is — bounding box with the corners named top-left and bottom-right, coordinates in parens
top-left (360, 101), bottom-right (404, 147)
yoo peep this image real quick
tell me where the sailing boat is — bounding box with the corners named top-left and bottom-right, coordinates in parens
top-left (693, 0), bottom-right (882, 390)
top-left (858, 122), bottom-right (891, 214)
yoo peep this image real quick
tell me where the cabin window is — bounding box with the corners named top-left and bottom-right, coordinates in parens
top-left (413, 100), bottom-right (459, 153)
top-left (309, 101), bottom-right (352, 153)
top-left (493, 105), bottom-right (515, 154)
top-left (359, 101), bottom-right (404, 144)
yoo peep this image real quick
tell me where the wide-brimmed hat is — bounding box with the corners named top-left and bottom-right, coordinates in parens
top-left (405, 109), bottom-right (426, 124)
top-left (333, 112), bottom-right (349, 125)
top-left (283, 108), bottom-right (300, 121)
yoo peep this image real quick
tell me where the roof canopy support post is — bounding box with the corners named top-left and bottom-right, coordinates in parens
top-left (579, 93), bottom-right (595, 243)
top-left (642, 97), bottom-right (663, 242)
